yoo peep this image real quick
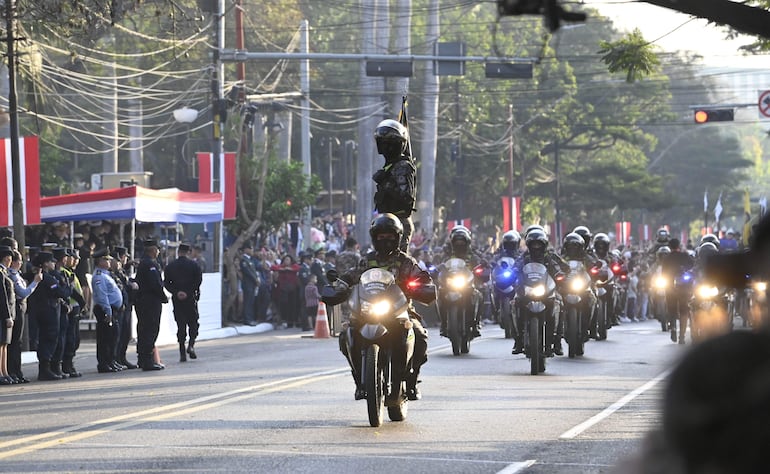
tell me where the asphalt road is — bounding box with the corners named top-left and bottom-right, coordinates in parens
top-left (0, 319), bottom-right (687, 473)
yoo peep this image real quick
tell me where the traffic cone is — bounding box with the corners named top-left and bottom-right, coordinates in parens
top-left (314, 302), bottom-right (331, 339)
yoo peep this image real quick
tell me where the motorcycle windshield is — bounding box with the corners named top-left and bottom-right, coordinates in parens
top-left (521, 262), bottom-right (548, 285)
top-left (444, 258), bottom-right (468, 272)
top-left (360, 268), bottom-right (396, 296)
top-left (352, 268), bottom-right (409, 319)
top-left (568, 260), bottom-right (585, 272)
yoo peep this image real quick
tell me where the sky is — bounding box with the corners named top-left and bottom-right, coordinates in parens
top-left (582, 0), bottom-right (769, 69)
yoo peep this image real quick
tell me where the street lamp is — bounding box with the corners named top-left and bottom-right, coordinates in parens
top-left (173, 107), bottom-right (199, 190)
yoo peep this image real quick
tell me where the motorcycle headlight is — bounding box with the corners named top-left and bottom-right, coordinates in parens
top-left (754, 282), bottom-right (767, 292)
top-left (653, 276), bottom-right (668, 289)
top-left (696, 285), bottom-right (719, 299)
top-left (369, 300), bottom-right (391, 317)
top-left (526, 284), bottom-right (546, 298)
top-left (447, 275), bottom-right (468, 290)
top-left (570, 278), bottom-right (586, 293)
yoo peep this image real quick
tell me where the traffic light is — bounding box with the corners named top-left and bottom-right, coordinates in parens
top-left (693, 108), bottom-right (734, 124)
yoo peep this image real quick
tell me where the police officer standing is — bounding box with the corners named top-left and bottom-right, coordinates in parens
top-left (372, 119), bottom-right (417, 253)
top-left (134, 239), bottom-right (167, 371)
top-left (91, 249), bottom-right (123, 372)
top-left (112, 247), bottom-right (138, 369)
top-left (61, 248), bottom-right (86, 378)
top-left (163, 243), bottom-right (203, 362)
top-left (28, 251), bottom-right (68, 381)
top-left (50, 248), bottom-right (74, 379)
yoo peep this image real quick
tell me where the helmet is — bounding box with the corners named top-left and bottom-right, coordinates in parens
top-left (524, 224), bottom-right (545, 239)
top-left (592, 232), bottom-right (611, 256)
top-left (656, 246), bottom-right (671, 258)
top-left (697, 242), bottom-right (718, 259)
top-left (449, 226), bottom-right (472, 257)
top-left (610, 249), bottom-right (622, 261)
top-left (374, 119), bottom-right (408, 160)
top-left (501, 230), bottom-right (521, 253)
top-left (562, 232), bottom-right (585, 260)
top-left (573, 226), bottom-right (592, 250)
top-left (701, 233), bottom-right (720, 249)
top-left (656, 227), bottom-right (670, 244)
top-left (525, 229), bottom-right (549, 261)
top-left (369, 213), bottom-right (403, 256)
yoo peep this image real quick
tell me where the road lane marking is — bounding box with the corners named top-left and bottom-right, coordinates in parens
top-left (559, 369), bottom-right (671, 439)
top-left (496, 460), bottom-right (537, 473)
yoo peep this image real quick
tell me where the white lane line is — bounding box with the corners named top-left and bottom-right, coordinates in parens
top-left (559, 369), bottom-right (671, 439)
top-left (496, 460), bottom-right (537, 474)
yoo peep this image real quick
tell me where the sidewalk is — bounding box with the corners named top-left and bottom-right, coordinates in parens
top-left (20, 321), bottom-right (277, 365)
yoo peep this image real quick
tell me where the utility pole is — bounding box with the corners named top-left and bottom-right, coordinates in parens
top-left (213, 0), bottom-right (225, 324)
top-left (300, 20), bottom-right (311, 251)
top-left (419, 0), bottom-right (439, 240)
top-left (356, 0), bottom-right (378, 245)
top-left (554, 140), bottom-right (561, 243)
top-left (5, 0), bottom-right (23, 248)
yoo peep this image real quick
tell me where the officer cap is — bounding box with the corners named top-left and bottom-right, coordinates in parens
top-left (326, 250), bottom-right (337, 258)
top-left (67, 248), bottom-right (80, 259)
top-left (0, 246), bottom-right (13, 259)
top-left (143, 238), bottom-right (159, 249)
top-left (52, 247), bottom-right (67, 261)
top-left (0, 237), bottom-right (17, 249)
top-left (241, 242), bottom-right (253, 250)
top-left (314, 248), bottom-right (326, 257)
top-left (42, 242), bottom-right (58, 250)
top-left (73, 233), bottom-right (84, 240)
top-left (178, 243), bottom-right (191, 252)
top-left (92, 248), bottom-right (113, 260)
top-left (34, 252), bottom-right (54, 266)
top-left (114, 246), bottom-right (128, 257)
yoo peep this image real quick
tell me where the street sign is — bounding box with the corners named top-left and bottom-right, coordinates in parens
top-left (759, 90), bottom-right (770, 118)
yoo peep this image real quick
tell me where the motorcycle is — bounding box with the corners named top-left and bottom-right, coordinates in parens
top-left (589, 259), bottom-right (614, 340)
top-left (516, 262), bottom-right (558, 375)
top-left (438, 258), bottom-right (480, 355)
top-left (492, 256), bottom-right (518, 339)
top-left (561, 260), bottom-right (591, 358)
top-left (691, 278), bottom-right (721, 343)
top-left (650, 267), bottom-right (669, 332)
top-left (672, 270), bottom-right (695, 341)
top-left (324, 268), bottom-right (416, 427)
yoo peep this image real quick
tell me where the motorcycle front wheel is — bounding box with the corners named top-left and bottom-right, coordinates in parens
top-left (597, 300), bottom-right (608, 341)
top-left (365, 345), bottom-right (384, 427)
top-left (566, 307), bottom-right (580, 358)
top-left (529, 315), bottom-right (545, 375)
top-left (387, 380), bottom-right (409, 422)
top-left (447, 306), bottom-right (462, 356)
top-left (500, 298), bottom-right (514, 339)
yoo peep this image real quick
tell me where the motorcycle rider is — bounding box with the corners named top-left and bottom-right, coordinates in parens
top-left (513, 229), bottom-right (570, 356)
top-left (660, 238), bottom-right (695, 344)
top-left (592, 233), bottom-right (619, 327)
top-left (326, 214), bottom-right (435, 401)
top-left (496, 230), bottom-right (522, 259)
top-left (438, 225), bottom-right (483, 338)
top-left (372, 120), bottom-right (417, 253)
top-left (560, 232), bottom-right (599, 344)
top-left (573, 226), bottom-right (593, 254)
top-left (649, 227), bottom-right (672, 257)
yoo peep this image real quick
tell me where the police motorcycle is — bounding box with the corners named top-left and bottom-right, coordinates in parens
top-left (588, 259), bottom-right (614, 341)
top-left (650, 247), bottom-right (671, 332)
top-left (517, 262), bottom-right (559, 375)
top-left (561, 260), bottom-right (592, 357)
top-left (690, 276), bottom-right (723, 343)
top-left (437, 257), bottom-right (481, 355)
top-left (323, 268), bottom-right (425, 427)
top-left (609, 253), bottom-right (628, 322)
top-left (492, 256), bottom-right (518, 339)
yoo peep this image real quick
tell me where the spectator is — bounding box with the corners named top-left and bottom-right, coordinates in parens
top-left (270, 255), bottom-right (301, 329)
top-left (303, 274), bottom-right (319, 331)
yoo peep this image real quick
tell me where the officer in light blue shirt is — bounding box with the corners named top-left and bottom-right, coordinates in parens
top-left (91, 248), bottom-right (123, 373)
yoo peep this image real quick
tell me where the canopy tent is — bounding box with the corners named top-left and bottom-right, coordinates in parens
top-left (40, 186), bottom-right (223, 223)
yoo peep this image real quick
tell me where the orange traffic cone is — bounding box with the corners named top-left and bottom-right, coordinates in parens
top-left (314, 302), bottom-right (331, 339)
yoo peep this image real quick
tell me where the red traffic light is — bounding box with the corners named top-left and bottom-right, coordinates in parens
top-left (693, 108), bottom-right (734, 124)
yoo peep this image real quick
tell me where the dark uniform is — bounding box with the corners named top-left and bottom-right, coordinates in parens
top-left (50, 248), bottom-right (74, 379)
top-left (239, 246), bottom-right (260, 325)
top-left (134, 239), bottom-right (167, 370)
top-left (61, 250), bottom-right (86, 377)
top-left (373, 119), bottom-right (417, 252)
top-left (0, 247), bottom-right (15, 385)
top-left (112, 247), bottom-right (137, 369)
top-left (163, 243), bottom-right (203, 361)
top-left (27, 252), bottom-right (69, 381)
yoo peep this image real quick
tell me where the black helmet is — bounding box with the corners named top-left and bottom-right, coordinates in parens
top-left (450, 226), bottom-right (472, 257)
top-left (525, 229), bottom-right (549, 261)
top-left (656, 227), bottom-right (670, 244)
top-left (562, 232), bottom-right (585, 260)
top-left (374, 119), bottom-right (408, 160)
top-left (369, 213), bottom-right (403, 256)
top-left (573, 226), bottom-right (592, 250)
top-left (697, 242), bottom-right (718, 259)
top-left (593, 233), bottom-right (611, 258)
top-left (524, 224), bottom-right (545, 239)
top-left (501, 230), bottom-right (521, 253)
top-left (700, 233), bottom-right (720, 249)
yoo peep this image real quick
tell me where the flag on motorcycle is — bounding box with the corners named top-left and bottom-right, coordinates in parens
top-left (714, 192), bottom-right (723, 224)
top-left (397, 96), bottom-right (413, 160)
top-left (703, 190), bottom-right (708, 213)
top-left (0, 136), bottom-right (41, 227)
